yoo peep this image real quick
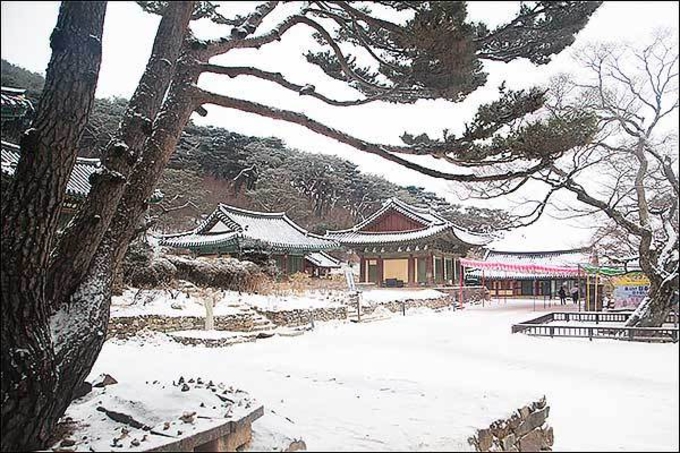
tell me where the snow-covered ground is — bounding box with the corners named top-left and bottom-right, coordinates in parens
top-left (361, 288), bottom-right (447, 304)
top-left (92, 299), bottom-right (679, 451)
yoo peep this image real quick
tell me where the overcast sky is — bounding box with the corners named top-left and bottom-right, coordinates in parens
top-left (2, 1), bottom-right (678, 251)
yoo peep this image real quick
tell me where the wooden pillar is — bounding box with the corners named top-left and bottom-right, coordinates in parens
top-left (359, 256), bottom-right (366, 283)
top-left (282, 254), bottom-right (289, 276)
top-left (407, 254), bottom-right (415, 286)
top-left (425, 252), bottom-right (434, 285)
top-left (377, 256), bottom-right (384, 287)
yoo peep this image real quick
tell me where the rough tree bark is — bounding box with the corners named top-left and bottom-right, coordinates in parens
top-left (0, 3), bottom-right (107, 450)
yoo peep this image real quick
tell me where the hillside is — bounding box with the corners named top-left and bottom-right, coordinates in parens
top-left (1, 59), bottom-right (509, 235)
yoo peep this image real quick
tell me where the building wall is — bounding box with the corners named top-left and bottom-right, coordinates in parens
top-left (359, 251), bottom-right (460, 286)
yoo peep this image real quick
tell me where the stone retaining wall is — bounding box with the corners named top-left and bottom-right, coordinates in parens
top-left (468, 396), bottom-right (553, 452)
top-left (107, 296), bottom-right (454, 337)
top-left (107, 314), bottom-right (257, 339)
top-left (362, 296), bottom-right (453, 315)
top-left (256, 307), bottom-right (348, 327)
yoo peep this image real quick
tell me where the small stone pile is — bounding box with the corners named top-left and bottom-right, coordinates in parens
top-left (468, 396), bottom-right (553, 452)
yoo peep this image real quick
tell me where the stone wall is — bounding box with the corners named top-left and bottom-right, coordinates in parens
top-left (107, 296), bottom-right (454, 337)
top-left (439, 285), bottom-right (489, 303)
top-left (259, 297), bottom-right (454, 327)
top-left (362, 296), bottom-right (453, 315)
top-left (108, 314), bottom-right (257, 339)
top-left (256, 307), bottom-right (348, 327)
top-left (468, 396), bottom-right (553, 452)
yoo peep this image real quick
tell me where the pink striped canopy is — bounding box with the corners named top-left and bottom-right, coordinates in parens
top-left (459, 258), bottom-right (583, 277)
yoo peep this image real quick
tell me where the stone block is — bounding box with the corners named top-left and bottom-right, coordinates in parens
top-left (518, 430), bottom-right (543, 452)
top-left (501, 433), bottom-right (516, 451)
top-left (477, 428), bottom-right (493, 451)
top-left (542, 426), bottom-right (554, 447)
top-left (533, 396), bottom-right (547, 411)
top-left (508, 413), bottom-right (521, 432)
top-left (516, 407), bottom-right (549, 437)
top-left (490, 420), bottom-right (511, 439)
top-left (286, 439), bottom-right (307, 452)
top-left (518, 406), bottom-right (531, 420)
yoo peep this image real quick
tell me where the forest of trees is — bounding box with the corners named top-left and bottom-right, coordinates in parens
top-left (1, 58), bottom-right (510, 235)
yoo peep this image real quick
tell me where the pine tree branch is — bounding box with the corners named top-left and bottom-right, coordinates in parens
top-left (203, 11), bottom-right (303, 57)
top-left (197, 88), bottom-right (555, 183)
top-left (200, 64), bottom-right (395, 106)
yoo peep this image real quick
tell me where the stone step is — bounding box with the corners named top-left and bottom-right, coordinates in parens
top-left (251, 325), bottom-right (277, 332)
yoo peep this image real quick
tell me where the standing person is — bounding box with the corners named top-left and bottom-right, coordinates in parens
top-left (571, 284), bottom-right (579, 305)
top-left (558, 286), bottom-right (567, 305)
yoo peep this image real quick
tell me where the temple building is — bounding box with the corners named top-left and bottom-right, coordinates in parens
top-left (325, 198), bottom-right (490, 286)
top-left (1, 85), bottom-right (165, 227)
top-left (465, 248), bottom-right (594, 298)
top-left (1, 140), bottom-right (102, 227)
top-left (158, 204), bottom-right (340, 275)
top-left (304, 251), bottom-right (341, 277)
top-left (1, 86), bottom-right (34, 143)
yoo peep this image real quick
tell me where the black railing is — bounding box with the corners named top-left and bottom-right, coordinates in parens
top-left (512, 311), bottom-right (679, 343)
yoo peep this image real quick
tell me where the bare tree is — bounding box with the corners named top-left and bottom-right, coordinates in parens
top-left (1, 1), bottom-right (602, 450)
top-left (477, 32), bottom-right (678, 327)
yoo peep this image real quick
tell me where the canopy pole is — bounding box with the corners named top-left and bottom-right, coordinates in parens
top-left (459, 261), bottom-right (464, 309)
top-left (481, 270), bottom-right (485, 308)
top-left (586, 272), bottom-right (590, 312)
top-left (594, 272), bottom-right (599, 311)
top-left (578, 265), bottom-right (582, 312)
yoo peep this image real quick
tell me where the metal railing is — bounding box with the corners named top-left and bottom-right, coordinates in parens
top-left (512, 311), bottom-right (679, 343)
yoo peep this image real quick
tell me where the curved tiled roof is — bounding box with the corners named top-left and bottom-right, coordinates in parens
top-left (305, 251), bottom-right (341, 268)
top-left (1, 86), bottom-right (34, 120)
top-left (326, 197), bottom-right (491, 247)
top-left (1, 140), bottom-right (100, 198)
top-left (158, 203), bottom-right (339, 252)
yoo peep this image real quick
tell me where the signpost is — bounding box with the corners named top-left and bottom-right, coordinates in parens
top-left (345, 267), bottom-right (361, 322)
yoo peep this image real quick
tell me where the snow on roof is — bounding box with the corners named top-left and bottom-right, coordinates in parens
top-left (305, 251), bottom-right (341, 268)
top-left (1, 140), bottom-right (100, 198)
top-left (326, 197), bottom-right (491, 247)
top-left (467, 247), bottom-right (593, 279)
top-left (1, 87), bottom-right (33, 120)
top-left (159, 204), bottom-right (338, 252)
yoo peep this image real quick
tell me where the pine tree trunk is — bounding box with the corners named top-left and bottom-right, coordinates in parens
top-left (0, 3), bottom-right (107, 451)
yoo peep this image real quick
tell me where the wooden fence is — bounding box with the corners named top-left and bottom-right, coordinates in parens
top-left (512, 311), bottom-right (679, 343)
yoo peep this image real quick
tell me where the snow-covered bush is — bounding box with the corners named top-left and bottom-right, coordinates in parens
top-left (165, 255), bottom-right (269, 292)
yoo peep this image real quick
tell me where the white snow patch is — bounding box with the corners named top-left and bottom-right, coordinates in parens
top-left (361, 289), bottom-right (447, 304)
top-left (111, 289), bottom-right (243, 318)
top-left (55, 376), bottom-right (260, 452)
top-left (238, 290), bottom-right (346, 312)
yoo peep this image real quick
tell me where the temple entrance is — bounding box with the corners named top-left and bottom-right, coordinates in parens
top-left (383, 258), bottom-right (408, 283)
top-left (366, 259), bottom-right (378, 283)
